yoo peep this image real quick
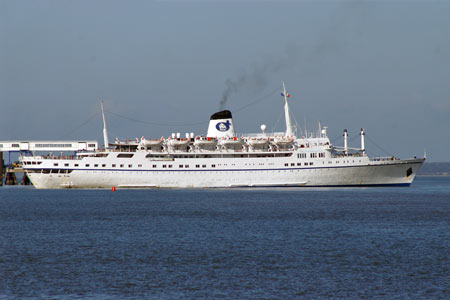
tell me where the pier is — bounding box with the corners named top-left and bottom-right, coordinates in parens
top-left (0, 140), bottom-right (98, 186)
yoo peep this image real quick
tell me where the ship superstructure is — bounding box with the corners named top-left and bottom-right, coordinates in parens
top-left (21, 83), bottom-right (424, 189)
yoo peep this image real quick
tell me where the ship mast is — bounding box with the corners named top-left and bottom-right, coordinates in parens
top-left (283, 82), bottom-right (294, 137)
top-left (101, 101), bottom-right (109, 151)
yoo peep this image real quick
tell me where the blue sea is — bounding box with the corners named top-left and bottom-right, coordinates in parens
top-left (0, 177), bottom-right (449, 300)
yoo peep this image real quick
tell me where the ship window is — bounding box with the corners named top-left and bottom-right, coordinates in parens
top-left (85, 164), bottom-right (90, 167)
top-left (128, 164), bottom-right (132, 168)
top-left (64, 163), bottom-right (68, 167)
top-left (168, 165), bottom-right (172, 168)
top-left (60, 169), bottom-right (67, 174)
top-left (291, 163), bottom-right (295, 166)
top-left (153, 165), bottom-right (157, 168)
top-left (75, 164), bottom-right (79, 167)
top-left (54, 163), bottom-right (58, 166)
top-left (284, 163), bottom-right (288, 167)
top-left (163, 165), bottom-right (167, 168)
top-left (212, 164), bottom-right (216, 168)
top-left (202, 165), bottom-right (206, 168)
top-left (179, 165), bottom-right (183, 168)
top-left (297, 163), bottom-right (301, 166)
top-left (112, 164), bottom-right (116, 167)
top-left (138, 164), bottom-right (142, 167)
top-left (94, 164), bottom-right (98, 167)
top-left (185, 165), bottom-right (189, 168)
top-left (196, 165), bottom-right (200, 168)
top-left (42, 169), bottom-right (50, 174)
top-left (51, 169), bottom-right (58, 174)
top-left (117, 153), bottom-right (134, 158)
top-left (120, 164), bottom-right (124, 168)
top-left (102, 164), bottom-right (106, 167)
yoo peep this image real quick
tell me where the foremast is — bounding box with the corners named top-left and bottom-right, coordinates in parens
top-left (283, 82), bottom-right (294, 137)
top-left (101, 101), bottom-right (109, 151)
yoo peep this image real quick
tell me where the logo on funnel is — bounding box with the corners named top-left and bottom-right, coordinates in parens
top-left (216, 120), bottom-right (231, 132)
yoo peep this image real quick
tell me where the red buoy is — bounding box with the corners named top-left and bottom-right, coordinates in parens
top-left (112, 186), bottom-right (116, 192)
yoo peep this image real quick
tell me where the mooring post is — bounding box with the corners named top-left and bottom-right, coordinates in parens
top-left (5, 171), bottom-right (18, 185)
top-left (21, 173), bottom-right (31, 185)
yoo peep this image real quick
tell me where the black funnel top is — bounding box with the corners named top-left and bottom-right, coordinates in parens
top-left (210, 110), bottom-right (232, 120)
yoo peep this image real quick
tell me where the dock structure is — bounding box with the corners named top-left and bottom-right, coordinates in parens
top-left (0, 141), bottom-right (98, 152)
top-left (0, 140), bottom-right (98, 186)
top-left (0, 152), bottom-right (3, 186)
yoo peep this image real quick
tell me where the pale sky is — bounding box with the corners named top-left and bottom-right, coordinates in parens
top-left (1, 0), bottom-right (449, 161)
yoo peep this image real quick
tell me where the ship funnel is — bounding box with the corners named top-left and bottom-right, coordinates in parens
top-left (207, 110), bottom-right (235, 138)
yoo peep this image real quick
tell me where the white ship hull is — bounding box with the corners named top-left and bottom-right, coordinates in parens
top-left (23, 152), bottom-right (424, 189)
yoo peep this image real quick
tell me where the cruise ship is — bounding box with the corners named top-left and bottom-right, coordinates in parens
top-left (21, 83), bottom-right (425, 189)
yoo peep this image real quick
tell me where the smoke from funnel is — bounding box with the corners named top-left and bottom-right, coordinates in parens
top-left (218, 2), bottom-right (368, 110)
top-left (219, 52), bottom-right (293, 111)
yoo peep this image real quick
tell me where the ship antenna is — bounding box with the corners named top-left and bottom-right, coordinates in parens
top-left (101, 101), bottom-right (109, 151)
top-left (282, 82), bottom-right (294, 137)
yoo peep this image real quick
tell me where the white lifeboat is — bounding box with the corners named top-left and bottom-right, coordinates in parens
top-left (139, 136), bottom-right (164, 147)
top-left (194, 136), bottom-right (218, 149)
top-left (273, 136), bottom-right (294, 146)
top-left (167, 138), bottom-right (190, 147)
top-left (247, 137), bottom-right (269, 147)
top-left (219, 136), bottom-right (243, 147)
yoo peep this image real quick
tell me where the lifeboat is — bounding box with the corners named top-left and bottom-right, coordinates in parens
top-left (247, 137), bottom-right (269, 147)
top-left (167, 138), bottom-right (190, 147)
top-left (139, 136), bottom-right (164, 147)
top-left (273, 136), bottom-right (294, 146)
top-left (194, 136), bottom-right (218, 149)
top-left (219, 136), bottom-right (243, 147)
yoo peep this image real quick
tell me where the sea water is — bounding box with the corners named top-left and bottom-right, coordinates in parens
top-left (0, 177), bottom-right (449, 299)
